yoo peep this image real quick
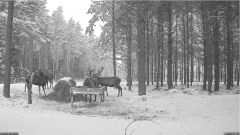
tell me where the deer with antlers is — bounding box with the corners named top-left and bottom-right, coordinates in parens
top-left (92, 67), bottom-right (122, 97)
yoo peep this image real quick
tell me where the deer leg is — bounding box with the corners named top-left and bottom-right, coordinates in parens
top-left (51, 81), bottom-right (53, 88)
top-left (89, 94), bottom-right (92, 103)
top-left (42, 86), bottom-right (46, 96)
top-left (94, 95), bottom-right (97, 102)
top-left (85, 94), bottom-right (87, 102)
top-left (116, 85), bottom-right (122, 97)
top-left (38, 86), bottom-right (41, 95)
top-left (115, 85), bottom-right (120, 97)
top-left (121, 88), bottom-right (122, 96)
top-left (119, 86), bottom-right (122, 96)
top-left (24, 84), bottom-right (26, 92)
top-left (117, 88), bottom-right (120, 97)
top-left (46, 81), bottom-right (48, 88)
top-left (106, 87), bottom-right (108, 96)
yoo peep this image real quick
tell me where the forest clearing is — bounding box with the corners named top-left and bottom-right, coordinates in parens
top-left (0, 0), bottom-right (239, 135)
top-left (0, 82), bottom-right (239, 135)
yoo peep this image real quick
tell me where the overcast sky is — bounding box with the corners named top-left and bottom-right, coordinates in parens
top-left (45, 0), bottom-right (102, 37)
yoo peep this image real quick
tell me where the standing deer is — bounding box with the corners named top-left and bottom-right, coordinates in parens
top-left (92, 67), bottom-right (122, 97)
top-left (83, 69), bottom-right (97, 102)
top-left (22, 68), bottom-right (48, 96)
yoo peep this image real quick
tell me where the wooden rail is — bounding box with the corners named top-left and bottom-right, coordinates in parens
top-left (70, 86), bottom-right (106, 108)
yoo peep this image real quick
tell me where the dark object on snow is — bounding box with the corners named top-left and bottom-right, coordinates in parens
top-left (92, 67), bottom-right (122, 97)
top-left (46, 73), bottom-right (53, 88)
top-left (27, 72), bottom-right (35, 104)
top-left (51, 77), bottom-right (81, 102)
top-left (53, 77), bottom-right (76, 97)
top-left (83, 78), bottom-right (97, 102)
top-left (41, 77), bottom-right (84, 103)
top-left (22, 68), bottom-right (48, 96)
top-left (93, 76), bottom-right (122, 96)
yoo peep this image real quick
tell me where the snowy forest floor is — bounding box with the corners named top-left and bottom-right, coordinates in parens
top-left (0, 81), bottom-right (239, 135)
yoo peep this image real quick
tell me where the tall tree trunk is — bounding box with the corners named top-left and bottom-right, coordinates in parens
top-left (198, 57), bottom-right (201, 82)
top-left (175, 14), bottom-right (178, 86)
top-left (224, 60), bottom-right (227, 84)
top-left (68, 38), bottom-right (71, 76)
top-left (201, 2), bottom-right (208, 90)
top-left (156, 6), bottom-right (161, 89)
top-left (190, 8), bottom-right (194, 86)
top-left (207, 16), bottom-right (213, 93)
top-left (52, 38), bottom-right (55, 80)
top-left (221, 68), bottom-right (223, 82)
top-left (234, 67), bottom-right (237, 81)
top-left (237, 39), bottom-right (240, 85)
top-left (112, 1), bottom-right (116, 77)
top-left (231, 24), bottom-right (234, 86)
top-left (182, 11), bottom-right (186, 85)
top-left (180, 17), bottom-right (184, 85)
top-left (180, 52), bottom-right (183, 84)
top-left (56, 38), bottom-right (59, 80)
top-left (150, 17), bottom-right (154, 85)
top-left (237, 67), bottom-right (239, 85)
top-left (173, 63), bottom-right (175, 83)
top-left (186, 1), bottom-right (190, 88)
top-left (213, 5), bottom-right (219, 91)
top-left (160, 9), bottom-right (164, 87)
top-left (226, 4), bottom-right (231, 89)
top-left (167, 2), bottom-right (173, 89)
top-left (196, 57), bottom-right (198, 81)
top-left (127, 11), bottom-right (132, 90)
top-left (154, 49), bottom-right (157, 82)
top-left (39, 42), bottom-right (43, 70)
top-left (146, 13), bottom-right (150, 86)
top-left (3, 1), bottom-right (14, 98)
top-left (45, 24), bottom-right (49, 72)
top-left (137, 1), bottom-right (146, 95)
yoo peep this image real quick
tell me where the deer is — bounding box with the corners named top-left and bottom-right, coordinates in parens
top-left (92, 67), bottom-right (122, 97)
top-left (21, 68), bottom-right (48, 96)
top-left (83, 69), bottom-right (98, 102)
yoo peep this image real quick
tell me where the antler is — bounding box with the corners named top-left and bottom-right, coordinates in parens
top-left (87, 68), bottom-right (95, 78)
top-left (97, 66), bottom-right (104, 76)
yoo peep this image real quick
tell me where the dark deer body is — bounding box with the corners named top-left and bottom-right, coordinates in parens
top-left (83, 78), bottom-right (97, 102)
top-left (93, 76), bottom-right (122, 97)
top-left (23, 69), bottom-right (48, 96)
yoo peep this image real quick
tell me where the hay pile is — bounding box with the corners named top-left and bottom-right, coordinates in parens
top-left (53, 77), bottom-right (76, 97)
top-left (43, 77), bottom-right (84, 103)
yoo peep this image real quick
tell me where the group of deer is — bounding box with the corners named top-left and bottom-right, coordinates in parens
top-left (83, 67), bottom-right (122, 102)
top-left (22, 68), bottom-right (53, 96)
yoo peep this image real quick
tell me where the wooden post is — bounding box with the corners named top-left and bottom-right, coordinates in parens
top-left (27, 85), bottom-right (32, 104)
top-left (27, 72), bottom-right (34, 104)
top-left (71, 87), bottom-right (74, 108)
top-left (102, 86), bottom-right (106, 102)
top-left (99, 94), bottom-right (101, 105)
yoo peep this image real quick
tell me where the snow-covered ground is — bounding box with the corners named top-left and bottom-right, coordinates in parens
top-left (0, 82), bottom-right (239, 135)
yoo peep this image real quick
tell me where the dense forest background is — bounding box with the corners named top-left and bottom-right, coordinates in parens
top-left (0, 1), bottom-right (239, 93)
